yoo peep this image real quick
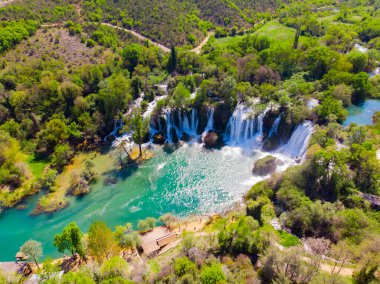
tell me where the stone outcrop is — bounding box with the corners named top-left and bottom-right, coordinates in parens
top-left (203, 131), bottom-right (221, 148)
top-left (152, 133), bottom-right (165, 144)
top-left (252, 156), bottom-right (277, 176)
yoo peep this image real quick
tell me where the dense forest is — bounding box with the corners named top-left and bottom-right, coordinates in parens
top-left (0, 0), bottom-right (380, 282)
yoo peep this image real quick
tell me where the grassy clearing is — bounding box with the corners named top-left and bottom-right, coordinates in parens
top-left (210, 34), bottom-right (246, 49)
top-left (255, 21), bottom-right (310, 46)
top-left (210, 21), bottom-right (312, 50)
top-left (261, 223), bottom-right (300, 247)
top-left (33, 151), bottom-right (115, 214)
top-left (311, 271), bottom-right (353, 283)
top-left (25, 155), bottom-right (49, 177)
top-left (276, 230), bottom-right (300, 247)
top-left (0, 155), bottom-right (48, 208)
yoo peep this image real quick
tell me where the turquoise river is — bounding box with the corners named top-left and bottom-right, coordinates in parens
top-left (0, 99), bottom-right (378, 261)
top-left (0, 143), bottom-right (291, 261)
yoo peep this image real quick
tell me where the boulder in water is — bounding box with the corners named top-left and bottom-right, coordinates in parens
top-left (181, 132), bottom-right (191, 142)
top-left (152, 133), bottom-right (166, 144)
top-left (203, 131), bottom-right (221, 148)
top-left (252, 156), bottom-right (277, 176)
top-left (262, 136), bottom-right (281, 151)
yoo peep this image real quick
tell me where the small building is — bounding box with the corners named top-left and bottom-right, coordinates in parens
top-left (156, 233), bottom-right (177, 247)
top-left (140, 229), bottom-right (177, 256)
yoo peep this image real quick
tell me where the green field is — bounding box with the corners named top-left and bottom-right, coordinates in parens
top-left (25, 155), bottom-right (49, 177)
top-left (276, 230), bottom-right (300, 247)
top-left (255, 21), bottom-right (310, 45)
top-left (211, 21), bottom-right (312, 49)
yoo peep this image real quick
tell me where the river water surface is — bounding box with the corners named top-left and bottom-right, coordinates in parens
top-left (0, 143), bottom-right (293, 261)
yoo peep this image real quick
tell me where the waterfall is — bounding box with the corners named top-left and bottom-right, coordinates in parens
top-left (225, 105), bottom-right (256, 145)
top-left (164, 109), bottom-right (183, 143)
top-left (190, 88), bottom-right (199, 99)
top-left (204, 108), bottom-right (214, 132)
top-left (266, 113), bottom-right (282, 139)
top-left (157, 108), bottom-right (202, 142)
top-left (225, 106), bottom-right (270, 147)
top-left (104, 119), bottom-right (124, 142)
top-left (148, 103), bottom-right (314, 162)
top-left (183, 108), bottom-right (198, 136)
top-left (143, 94), bottom-right (168, 119)
top-left (354, 43), bottom-right (368, 53)
top-left (183, 112), bottom-right (191, 134)
top-left (281, 121), bottom-right (313, 159)
top-left (256, 108), bottom-right (269, 143)
top-left (191, 108), bottom-right (199, 135)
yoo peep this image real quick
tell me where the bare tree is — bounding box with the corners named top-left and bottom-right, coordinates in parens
top-left (329, 240), bottom-right (352, 278)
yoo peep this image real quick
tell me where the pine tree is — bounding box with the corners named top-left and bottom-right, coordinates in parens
top-left (167, 46), bottom-right (177, 73)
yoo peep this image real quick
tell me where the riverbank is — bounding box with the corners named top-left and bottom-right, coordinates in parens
top-left (0, 212), bottom-right (356, 283)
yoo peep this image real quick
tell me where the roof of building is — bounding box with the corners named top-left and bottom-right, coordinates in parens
top-left (156, 233), bottom-right (177, 247)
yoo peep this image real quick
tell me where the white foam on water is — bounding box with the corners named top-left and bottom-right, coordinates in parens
top-left (157, 163), bottom-right (166, 171)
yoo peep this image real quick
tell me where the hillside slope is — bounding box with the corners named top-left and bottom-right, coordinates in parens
top-left (83, 0), bottom-right (282, 46)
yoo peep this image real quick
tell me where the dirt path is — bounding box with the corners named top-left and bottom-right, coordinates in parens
top-left (0, 0), bottom-right (16, 7)
top-left (101, 23), bottom-right (171, 53)
top-left (102, 23), bottom-right (213, 54)
top-left (191, 32), bottom-right (214, 54)
top-left (320, 263), bottom-right (353, 276)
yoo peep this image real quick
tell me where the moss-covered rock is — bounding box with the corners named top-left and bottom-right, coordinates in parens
top-left (252, 156), bottom-right (277, 176)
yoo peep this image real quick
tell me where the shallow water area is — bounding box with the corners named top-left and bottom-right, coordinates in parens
top-left (343, 99), bottom-right (380, 126)
top-left (0, 142), bottom-right (293, 261)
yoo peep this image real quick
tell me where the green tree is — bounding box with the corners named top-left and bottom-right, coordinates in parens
top-left (309, 149), bottom-right (351, 201)
top-left (127, 109), bottom-right (148, 158)
top-left (0, 130), bottom-right (25, 188)
top-left (54, 222), bottom-right (85, 257)
top-left (218, 215), bottom-right (260, 255)
top-left (98, 74), bottom-right (131, 131)
top-left (352, 72), bottom-right (371, 104)
top-left (200, 263), bottom-right (226, 284)
top-left (37, 118), bottom-right (69, 154)
top-left (61, 269), bottom-right (95, 284)
top-left (88, 221), bottom-right (118, 262)
top-left (114, 223), bottom-right (140, 251)
top-left (246, 196), bottom-right (271, 226)
top-left (174, 257), bottom-right (196, 277)
top-left (307, 46), bottom-right (336, 80)
top-left (39, 257), bottom-right (60, 282)
top-left (61, 81), bottom-right (83, 116)
top-left (20, 240), bottom-right (43, 268)
top-left (171, 83), bottom-right (190, 107)
top-left (317, 96), bottom-right (348, 123)
top-left (219, 76), bottom-right (237, 108)
top-left (331, 84), bottom-right (353, 107)
top-left (349, 142), bottom-right (380, 195)
top-left (138, 217), bottom-right (156, 232)
top-left (348, 51), bottom-right (368, 73)
top-left (78, 112), bottom-right (98, 140)
top-left (353, 262), bottom-right (379, 284)
top-left (100, 256), bottom-right (129, 281)
top-left (122, 44), bottom-right (142, 73)
top-left (167, 46), bottom-right (177, 73)
top-left (51, 143), bottom-right (74, 170)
